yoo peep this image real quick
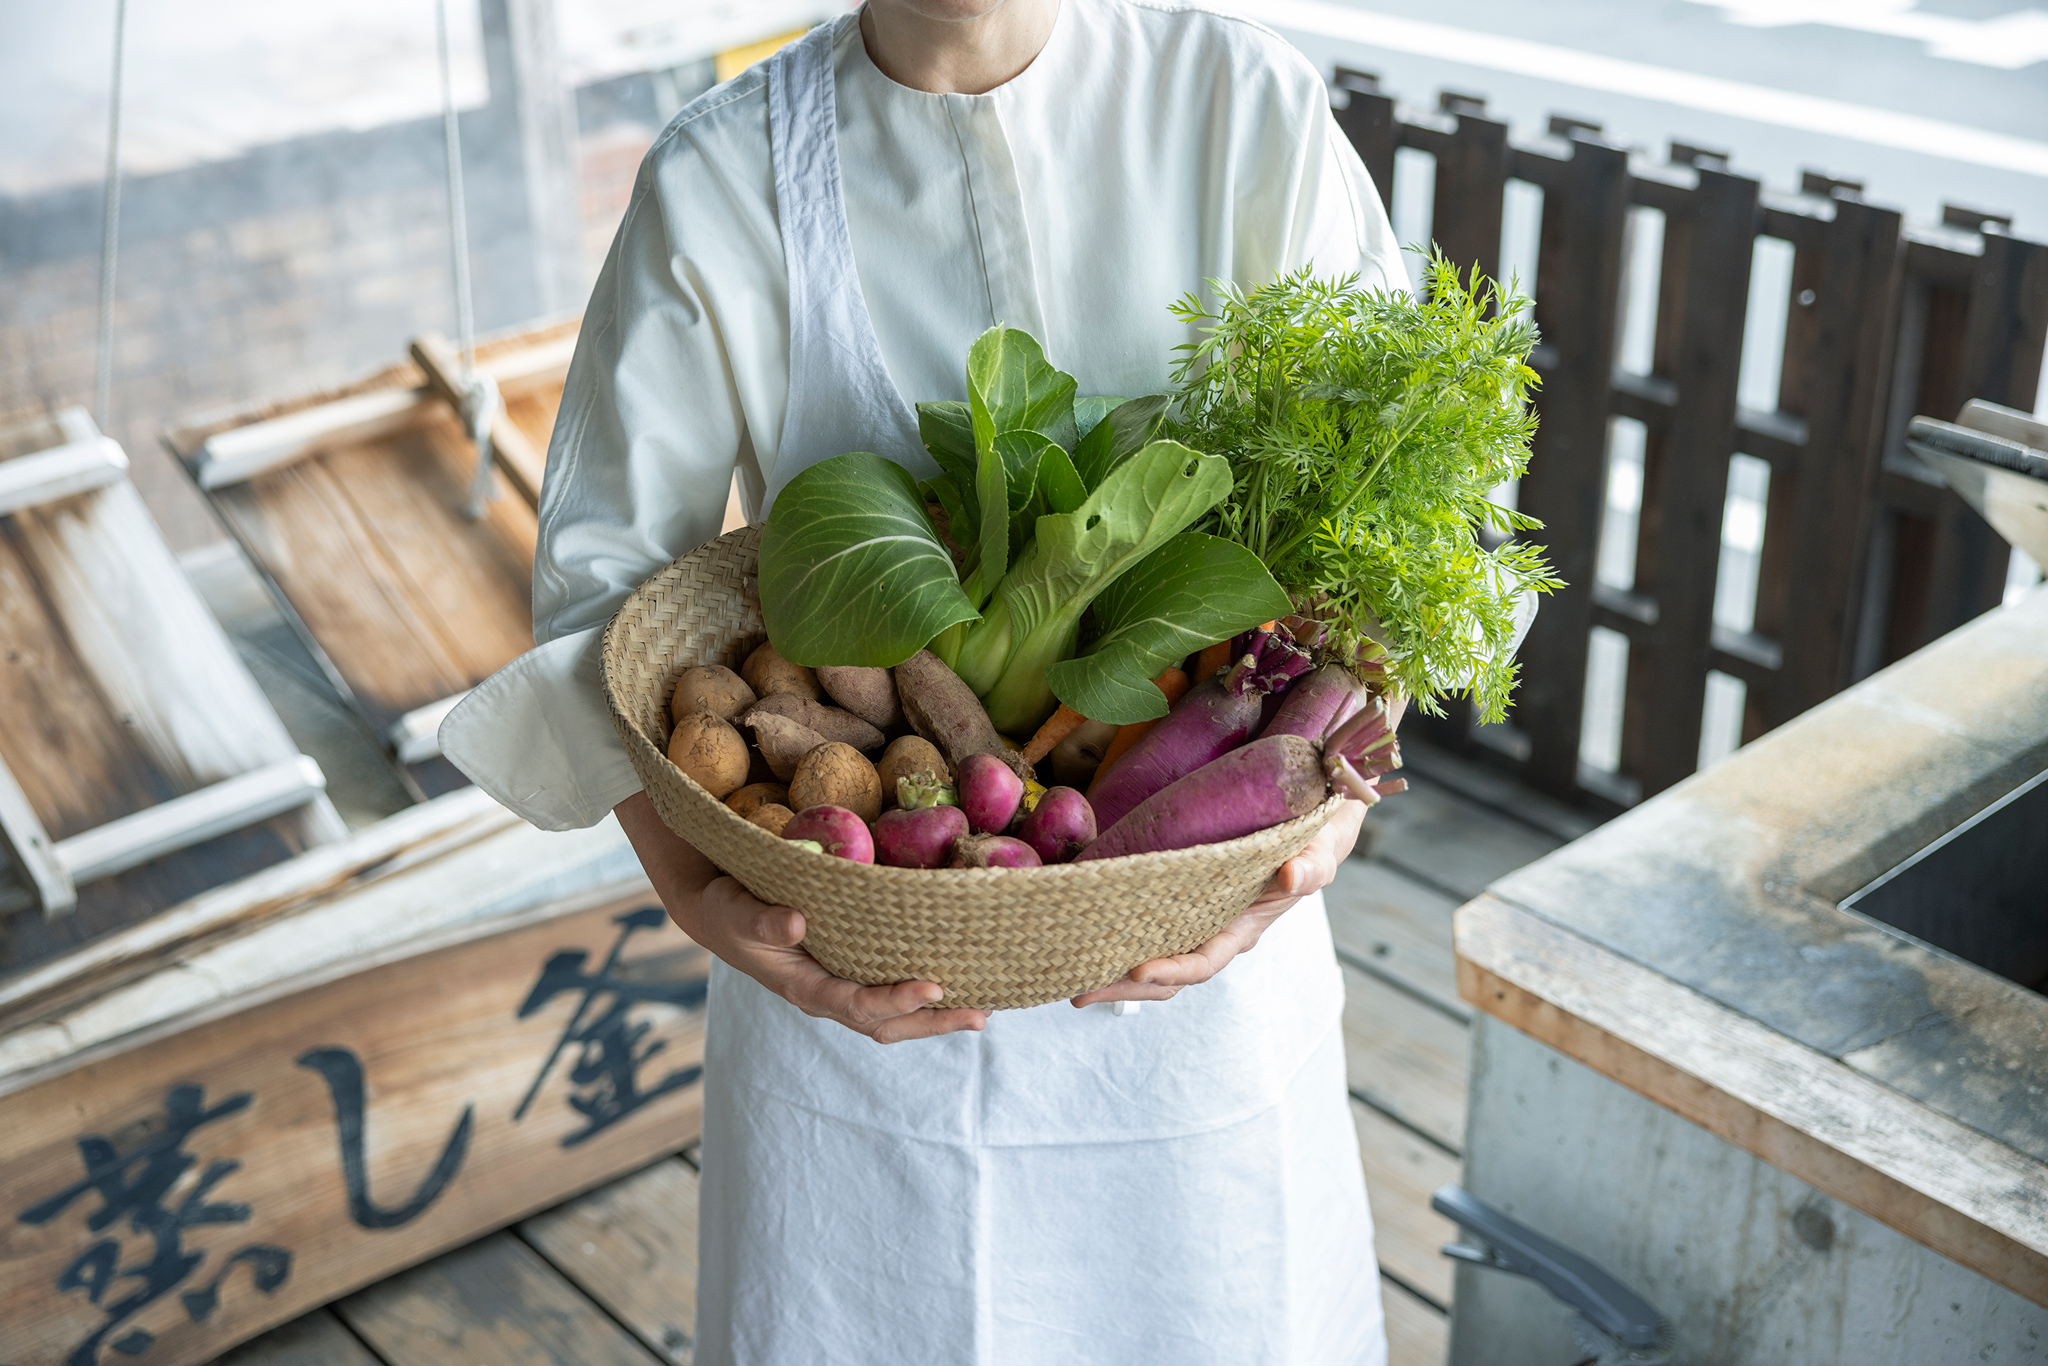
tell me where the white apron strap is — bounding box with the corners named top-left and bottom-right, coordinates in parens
top-left (762, 20), bottom-right (931, 516)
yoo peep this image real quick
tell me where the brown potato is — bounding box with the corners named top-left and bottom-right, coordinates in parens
top-left (725, 782), bottom-right (790, 819)
top-left (743, 694), bottom-right (885, 754)
top-left (667, 711), bottom-right (749, 798)
top-left (742, 712), bottom-right (829, 781)
top-left (1048, 717), bottom-right (1119, 790)
top-left (746, 803), bottom-right (795, 837)
top-left (789, 742), bottom-right (882, 823)
top-left (742, 642), bottom-right (822, 701)
top-left (817, 665), bottom-right (903, 729)
top-left (672, 664), bottom-right (756, 724)
top-left (876, 735), bottom-right (950, 808)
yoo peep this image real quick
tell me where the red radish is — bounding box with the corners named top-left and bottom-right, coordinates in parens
top-left (783, 806), bottom-right (874, 863)
top-left (873, 805), bottom-right (969, 869)
top-left (1078, 735), bottom-right (1328, 861)
top-left (1017, 787), bottom-right (1096, 863)
top-left (956, 752), bottom-right (1025, 834)
top-left (949, 833), bottom-right (1042, 868)
top-left (1087, 657), bottom-right (1270, 831)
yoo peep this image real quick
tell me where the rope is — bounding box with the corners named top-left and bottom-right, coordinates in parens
top-left (94, 0), bottom-right (130, 433)
top-left (435, 0), bottom-right (499, 518)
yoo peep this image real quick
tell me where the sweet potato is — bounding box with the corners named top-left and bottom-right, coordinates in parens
top-left (894, 649), bottom-right (1032, 781)
top-left (876, 735), bottom-right (950, 807)
top-left (671, 664), bottom-right (756, 724)
top-left (743, 712), bottom-right (829, 781)
top-left (743, 642), bottom-right (822, 701)
top-left (1078, 735), bottom-right (1326, 861)
top-left (725, 782), bottom-right (790, 819)
top-left (742, 694), bottom-right (885, 754)
top-left (789, 742), bottom-right (883, 822)
top-left (667, 712), bottom-right (750, 798)
top-left (817, 664), bottom-right (903, 729)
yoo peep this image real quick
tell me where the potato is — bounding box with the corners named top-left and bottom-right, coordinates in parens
top-left (725, 782), bottom-right (790, 818)
top-left (876, 735), bottom-right (950, 808)
top-left (742, 712), bottom-right (829, 781)
top-left (743, 694), bottom-right (884, 754)
top-left (817, 665), bottom-right (903, 729)
top-left (742, 642), bottom-right (822, 702)
top-left (672, 664), bottom-right (756, 724)
top-left (789, 742), bottom-right (882, 823)
top-left (746, 803), bottom-right (795, 837)
top-left (1048, 717), bottom-right (1119, 790)
top-left (667, 711), bottom-right (749, 798)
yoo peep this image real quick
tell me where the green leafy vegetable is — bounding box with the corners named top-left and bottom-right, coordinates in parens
top-left (1167, 255), bottom-right (1561, 720)
top-left (759, 453), bottom-right (980, 667)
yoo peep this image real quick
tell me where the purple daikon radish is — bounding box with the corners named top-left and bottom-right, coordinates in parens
top-left (1261, 665), bottom-right (1369, 743)
top-left (1086, 657), bottom-right (1269, 831)
top-left (1078, 735), bottom-right (1328, 861)
top-left (1325, 693), bottom-right (1402, 781)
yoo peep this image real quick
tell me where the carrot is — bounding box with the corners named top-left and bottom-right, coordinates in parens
top-left (1087, 667), bottom-right (1191, 799)
top-left (1192, 640), bottom-right (1235, 682)
top-left (1021, 703), bottom-right (1087, 765)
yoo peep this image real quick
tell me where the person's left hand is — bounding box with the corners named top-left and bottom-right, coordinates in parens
top-left (1071, 797), bottom-right (1369, 1008)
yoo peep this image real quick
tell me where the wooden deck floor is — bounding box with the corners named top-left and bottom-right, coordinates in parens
top-left (209, 745), bottom-right (1593, 1366)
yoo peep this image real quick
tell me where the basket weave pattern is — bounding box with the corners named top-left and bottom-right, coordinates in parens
top-left (602, 526), bottom-right (1340, 1010)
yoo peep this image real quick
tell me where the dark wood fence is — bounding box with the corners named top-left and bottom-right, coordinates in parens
top-left (1331, 70), bottom-right (2048, 808)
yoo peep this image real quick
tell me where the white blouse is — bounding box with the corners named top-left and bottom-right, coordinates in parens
top-left (442, 0), bottom-right (1407, 830)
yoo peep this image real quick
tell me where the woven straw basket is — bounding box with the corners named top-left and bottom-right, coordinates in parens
top-left (601, 525), bottom-right (1341, 1010)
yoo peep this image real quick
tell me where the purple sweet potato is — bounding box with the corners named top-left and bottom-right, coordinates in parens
top-left (1078, 735), bottom-right (1327, 862)
top-left (1017, 787), bottom-right (1096, 863)
top-left (1086, 659), bottom-right (1269, 831)
top-left (817, 665), bottom-right (903, 730)
top-left (873, 805), bottom-right (969, 869)
top-left (948, 833), bottom-right (1042, 868)
top-left (1260, 665), bottom-right (1369, 743)
top-left (956, 752), bottom-right (1024, 835)
top-left (783, 805), bottom-right (874, 863)
top-left (894, 649), bottom-right (1032, 782)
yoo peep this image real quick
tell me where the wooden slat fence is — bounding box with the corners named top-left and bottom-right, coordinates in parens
top-left (1332, 70), bottom-right (2048, 807)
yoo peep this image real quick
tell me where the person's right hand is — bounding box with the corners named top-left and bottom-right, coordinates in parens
top-left (690, 874), bottom-right (989, 1043)
top-left (615, 791), bottom-right (986, 1043)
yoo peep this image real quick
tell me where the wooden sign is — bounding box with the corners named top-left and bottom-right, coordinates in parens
top-left (0, 886), bottom-right (708, 1366)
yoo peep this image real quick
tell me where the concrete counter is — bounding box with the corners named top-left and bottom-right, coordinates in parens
top-left (1451, 587), bottom-right (2048, 1362)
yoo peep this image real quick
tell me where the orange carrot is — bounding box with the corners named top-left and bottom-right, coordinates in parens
top-left (1087, 668), bottom-right (1190, 795)
top-left (1021, 703), bottom-right (1087, 765)
top-left (1193, 640), bottom-right (1234, 682)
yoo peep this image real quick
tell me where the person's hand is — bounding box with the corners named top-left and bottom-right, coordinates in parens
top-left (1071, 798), bottom-right (1368, 1008)
top-left (616, 793), bottom-right (986, 1043)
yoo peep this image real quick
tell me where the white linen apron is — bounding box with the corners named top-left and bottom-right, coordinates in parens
top-left (690, 25), bottom-right (1384, 1366)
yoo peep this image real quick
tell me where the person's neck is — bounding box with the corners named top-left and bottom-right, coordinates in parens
top-left (858, 0), bottom-right (1060, 95)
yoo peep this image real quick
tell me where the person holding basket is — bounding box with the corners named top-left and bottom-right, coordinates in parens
top-left (445, 1), bottom-right (1407, 1361)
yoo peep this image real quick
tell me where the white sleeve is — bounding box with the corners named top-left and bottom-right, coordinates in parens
top-left (442, 124), bottom-right (765, 832)
top-left (1291, 98), bottom-right (1409, 297)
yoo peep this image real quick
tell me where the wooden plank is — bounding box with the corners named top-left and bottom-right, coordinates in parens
top-left (1381, 1274), bottom-right (1449, 1366)
top-left (1331, 71), bottom-right (1397, 215)
top-left (1355, 1099), bottom-right (1461, 1307)
top-left (0, 890), bottom-right (708, 1366)
top-left (1326, 856), bottom-right (1466, 1021)
top-left (0, 750), bottom-right (76, 915)
top-left (196, 389), bottom-right (423, 490)
top-left (1754, 195), bottom-right (1904, 733)
top-left (1456, 892), bottom-right (2048, 1307)
top-left (1362, 775), bottom-right (1563, 904)
top-left (0, 436), bottom-right (128, 515)
top-left (1342, 962), bottom-right (1470, 1153)
top-left (1515, 134), bottom-right (1631, 800)
top-left (52, 756), bottom-right (328, 884)
top-left (337, 1232), bottom-right (662, 1366)
top-left (520, 1155), bottom-right (700, 1364)
top-left (1622, 167), bottom-right (1760, 796)
top-left (211, 1307), bottom-right (383, 1366)
top-left (411, 332), bottom-right (547, 509)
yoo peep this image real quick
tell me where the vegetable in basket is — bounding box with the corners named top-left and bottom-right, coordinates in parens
top-left (1165, 256), bottom-right (1562, 722)
top-left (758, 328), bottom-right (1292, 736)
